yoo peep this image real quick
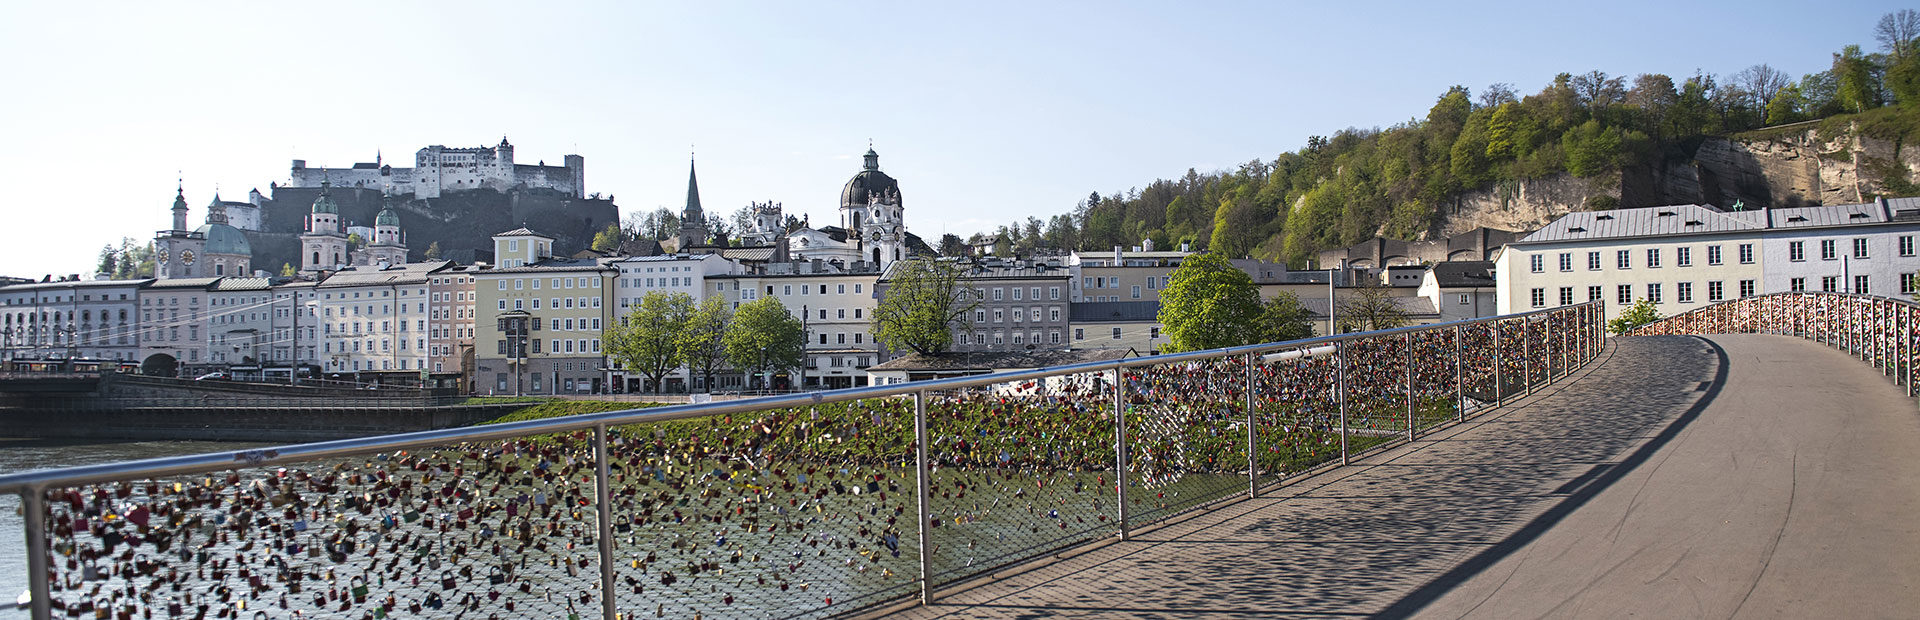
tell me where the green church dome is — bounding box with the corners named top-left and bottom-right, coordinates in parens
top-left (311, 183), bottom-right (339, 214)
top-left (196, 223), bottom-right (253, 256)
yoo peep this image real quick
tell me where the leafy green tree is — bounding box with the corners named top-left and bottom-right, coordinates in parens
top-left (1766, 84), bottom-right (1807, 124)
top-left (678, 296), bottom-right (730, 392)
top-left (1562, 120), bottom-right (1623, 177)
top-left (873, 259), bottom-right (977, 355)
top-left (424, 241), bottom-right (443, 260)
top-left (1834, 44), bottom-right (1883, 113)
top-left (936, 233), bottom-right (968, 256)
top-left (96, 244), bottom-right (118, 276)
top-left (346, 233), bottom-right (366, 251)
top-left (591, 223), bottom-right (623, 252)
top-left (1607, 298), bottom-right (1663, 335)
top-left (724, 297), bottom-right (805, 390)
top-left (1336, 283), bottom-right (1411, 333)
top-left (1254, 291), bottom-right (1316, 343)
top-left (606, 291), bottom-right (694, 393)
top-left (1158, 252), bottom-right (1263, 352)
top-left (279, 263), bottom-right (295, 277)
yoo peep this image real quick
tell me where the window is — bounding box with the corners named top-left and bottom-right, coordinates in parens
top-left (1904, 274), bottom-right (1919, 294)
top-left (1558, 287), bottom-right (1573, 306)
top-left (1791, 277), bottom-right (1806, 292)
top-left (1903, 236), bottom-right (1915, 257)
top-left (993, 288), bottom-right (1004, 301)
top-left (1458, 293), bottom-right (1471, 305)
top-left (1853, 238), bottom-right (1869, 259)
top-left (1617, 250), bottom-right (1631, 269)
top-left (1738, 243), bottom-right (1754, 264)
top-left (993, 308), bottom-right (1004, 323)
top-left (1853, 275), bottom-right (1869, 295)
top-left (1530, 255), bottom-right (1544, 273)
top-left (1676, 246), bottom-right (1692, 267)
top-left (1708, 281), bottom-right (1724, 302)
top-left (1049, 287), bottom-right (1060, 300)
top-left (1788, 241), bottom-right (1805, 262)
top-left (1074, 328), bottom-right (1084, 340)
top-left (1646, 283), bottom-right (1663, 303)
top-left (1676, 282), bottom-right (1694, 303)
top-left (1131, 285), bottom-right (1141, 299)
top-left (1012, 288), bottom-right (1023, 301)
top-left (1111, 327), bottom-right (1122, 340)
top-left (1530, 288), bottom-right (1545, 308)
top-left (1587, 251), bottom-right (1601, 271)
top-left (1822, 276), bottom-right (1840, 292)
top-left (1821, 239), bottom-right (1837, 260)
top-left (1646, 248), bottom-right (1661, 268)
top-left (1558, 253), bottom-right (1573, 272)
top-left (1587, 285), bottom-right (1602, 302)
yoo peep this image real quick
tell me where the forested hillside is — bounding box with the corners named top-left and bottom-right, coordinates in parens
top-left (982, 11), bottom-right (1920, 268)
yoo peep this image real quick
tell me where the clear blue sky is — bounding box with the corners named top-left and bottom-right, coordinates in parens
top-left (0, 1), bottom-right (1906, 276)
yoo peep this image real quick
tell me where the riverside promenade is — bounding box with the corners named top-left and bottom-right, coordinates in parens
top-left (894, 334), bottom-right (1920, 618)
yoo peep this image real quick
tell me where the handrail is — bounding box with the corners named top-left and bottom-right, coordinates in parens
top-left (6, 301), bottom-right (1603, 620)
top-left (1626, 291), bottom-right (1916, 396)
top-left (0, 302), bottom-right (1593, 495)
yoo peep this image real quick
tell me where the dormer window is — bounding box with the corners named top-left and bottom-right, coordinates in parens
top-left (1787, 216), bottom-right (1808, 222)
top-left (1850, 213), bottom-right (1870, 219)
top-left (1685, 220), bottom-right (1703, 226)
top-left (1567, 226), bottom-right (1587, 233)
top-left (1595, 214), bottom-right (1614, 220)
top-left (1657, 211), bottom-right (1677, 217)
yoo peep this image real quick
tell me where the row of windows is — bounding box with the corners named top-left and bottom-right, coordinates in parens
top-left (976, 286), bottom-right (1061, 301)
top-left (1530, 280), bottom-right (1763, 308)
top-left (1535, 245), bottom-right (1756, 273)
top-left (970, 306), bottom-right (1063, 324)
top-left (956, 329), bottom-right (1064, 347)
top-left (1786, 236), bottom-right (1916, 261)
top-left (495, 338), bottom-right (602, 355)
top-left (495, 297), bottom-right (603, 311)
top-left (495, 277), bottom-right (604, 291)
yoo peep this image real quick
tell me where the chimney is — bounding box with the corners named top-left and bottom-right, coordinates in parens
top-left (1879, 196), bottom-right (1892, 220)
top-left (1179, 242), bottom-right (1191, 252)
top-left (1113, 245), bottom-right (1123, 264)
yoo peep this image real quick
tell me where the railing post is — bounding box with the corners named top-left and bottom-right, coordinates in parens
top-left (1244, 353), bottom-right (1257, 499)
top-left (1523, 318), bottom-right (1534, 397)
top-left (1405, 332), bottom-right (1415, 441)
top-left (23, 488), bottom-right (50, 620)
top-left (1453, 324), bottom-right (1465, 423)
top-left (1492, 321), bottom-right (1504, 409)
top-left (1112, 368), bottom-right (1130, 540)
top-left (1336, 341), bottom-right (1349, 466)
top-left (914, 390), bottom-right (934, 603)
top-left (592, 424), bottom-right (616, 620)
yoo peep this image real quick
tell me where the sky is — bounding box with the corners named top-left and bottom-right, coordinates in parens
top-left (0, 0), bottom-right (1908, 276)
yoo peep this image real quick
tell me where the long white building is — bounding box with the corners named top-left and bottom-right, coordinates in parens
top-left (1497, 198), bottom-right (1920, 319)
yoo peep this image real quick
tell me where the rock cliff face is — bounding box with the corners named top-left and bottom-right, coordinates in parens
top-left (1435, 121), bottom-right (1920, 237)
top-left (1436, 174), bottom-right (1615, 237)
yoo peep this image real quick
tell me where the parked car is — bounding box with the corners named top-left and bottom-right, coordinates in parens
top-left (194, 372), bottom-right (229, 381)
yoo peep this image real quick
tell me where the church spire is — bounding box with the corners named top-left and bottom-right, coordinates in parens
top-left (683, 155), bottom-right (704, 221)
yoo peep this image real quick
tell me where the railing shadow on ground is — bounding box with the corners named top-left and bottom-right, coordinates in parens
top-left (0, 303), bottom-right (1602, 620)
top-left (896, 335), bottom-right (1720, 618)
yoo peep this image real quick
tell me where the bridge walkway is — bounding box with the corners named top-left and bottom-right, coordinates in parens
top-left (892, 335), bottom-right (1920, 618)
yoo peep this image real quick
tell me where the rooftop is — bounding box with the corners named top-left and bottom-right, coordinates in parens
top-left (868, 347), bottom-right (1135, 372)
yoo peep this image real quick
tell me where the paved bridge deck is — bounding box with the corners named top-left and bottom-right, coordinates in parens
top-left (895, 335), bottom-right (1920, 618)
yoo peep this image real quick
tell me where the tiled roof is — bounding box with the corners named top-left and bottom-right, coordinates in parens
top-left (493, 227), bottom-right (553, 239)
top-left (1519, 198), bottom-right (1920, 245)
top-left (1428, 261), bottom-right (1495, 288)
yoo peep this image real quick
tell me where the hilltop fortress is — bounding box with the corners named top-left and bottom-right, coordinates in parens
top-left (287, 137), bottom-right (583, 199)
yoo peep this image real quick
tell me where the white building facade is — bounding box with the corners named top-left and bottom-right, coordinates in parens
top-left (1498, 199), bottom-right (1920, 319)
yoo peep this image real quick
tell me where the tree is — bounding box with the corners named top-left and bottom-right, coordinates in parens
top-left (424, 241), bottom-right (443, 260)
top-left (724, 297), bottom-right (806, 390)
top-left (606, 291), bottom-right (694, 393)
top-left (678, 296), bottom-right (730, 393)
top-left (1253, 291), bottom-right (1316, 344)
top-left (1477, 82), bottom-right (1517, 108)
top-left (872, 259), bottom-right (977, 355)
top-left (937, 233), bottom-right (968, 257)
top-left (346, 233), bottom-right (365, 251)
top-left (1607, 298), bottom-right (1663, 335)
top-left (1834, 45), bottom-right (1883, 113)
top-left (1877, 9), bottom-right (1920, 61)
top-left (1336, 283), bottom-right (1410, 333)
top-left (1158, 252), bottom-right (1263, 352)
top-left (96, 244), bottom-right (117, 276)
top-left (279, 263), bottom-right (295, 277)
top-left (591, 223), bottom-right (623, 252)
top-left (1731, 64), bottom-right (1791, 110)
top-left (1766, 84), bottom-right (1806, 125)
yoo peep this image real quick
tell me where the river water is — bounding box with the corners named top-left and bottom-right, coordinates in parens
top-left (0, 438), bottom-right (269, 619)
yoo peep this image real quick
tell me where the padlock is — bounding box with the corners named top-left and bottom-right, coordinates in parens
top-left (440, 570), bottom-right (457, 590)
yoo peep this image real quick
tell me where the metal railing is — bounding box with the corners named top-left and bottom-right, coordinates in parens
top-left (1626, 291), bottom-right (1917, 397)
top-left (1, 302), bottom-right (1603, 620)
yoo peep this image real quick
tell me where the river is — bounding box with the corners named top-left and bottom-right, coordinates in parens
top-left (0, 438), bottom-right (269, 620)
